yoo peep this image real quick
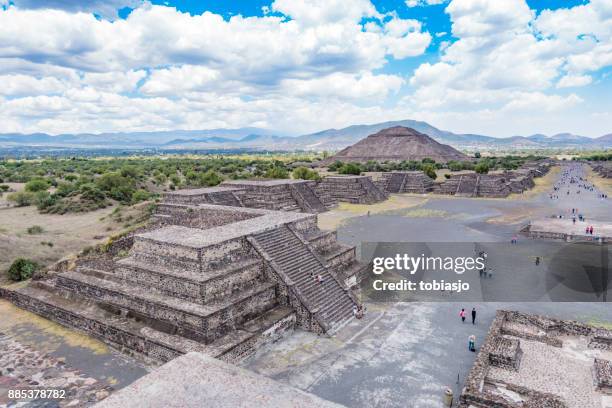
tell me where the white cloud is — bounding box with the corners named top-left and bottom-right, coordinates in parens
top-left (556, 74), bottom-right (593, 88)
top-left (0, 0), bottom-right (611, 137)
top-left (0, 1), bottom-right (432, 134)
top-left (406, 0), bottom-right (447, 8)
top-left (6, 0), bottom-right (141, 19)
top-left (406, 0), bottom-right (612, 121)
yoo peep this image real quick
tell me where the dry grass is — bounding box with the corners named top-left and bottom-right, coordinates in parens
top-left (317, 194), bottom-right (427, 230)
top-left (0, 202), bottom-right (151, 285)
top-left (587, 166), bottom-right (612, 196)
top-left (507, 165), bottom-right (561, 200)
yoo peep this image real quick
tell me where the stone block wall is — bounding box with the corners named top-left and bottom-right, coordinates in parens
top-left (315, 175), bottom-right (387, 204)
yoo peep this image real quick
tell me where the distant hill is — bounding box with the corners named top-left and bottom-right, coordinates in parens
top-left (1, 120), bottom-right (610, 151)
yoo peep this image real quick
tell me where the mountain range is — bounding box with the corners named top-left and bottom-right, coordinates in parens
top-left (1, 120), bottom-right (610, 151)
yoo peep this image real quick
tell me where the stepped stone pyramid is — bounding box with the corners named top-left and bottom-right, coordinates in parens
top-left (1, 191), bottom-right (364, 364)
top-left (322, 126), bottom-right (469, 164)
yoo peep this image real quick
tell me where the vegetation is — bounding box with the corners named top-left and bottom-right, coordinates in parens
top-left (0, 155), bottom-right (305, 214)
top-left (326, 155), bottom-right (544, 176)
top-left (338, 163), bottom-right (362, 175)
top-left (7, 258), bottom-right (39, 281)
top-left (474, 162), bottom-right (490, 174)
top-left (292, 166), bottom-right (321, 181)
top-left (27, 225), bottom-right (44, 234)
top-left (579, 152), bottom-right (612, 161)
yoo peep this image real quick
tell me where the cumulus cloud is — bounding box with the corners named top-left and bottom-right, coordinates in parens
top-left (0, 0), bottom-right (611, 136)
top-left (0, 1), bottom-right (432, 134)
top-left (5, 0), bottom-right (141, 19)
top-left (406, 0), bottom-right (612, 125)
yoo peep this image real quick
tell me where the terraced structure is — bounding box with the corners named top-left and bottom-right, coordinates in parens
top-left (0, 193), bottom-right (364, 365)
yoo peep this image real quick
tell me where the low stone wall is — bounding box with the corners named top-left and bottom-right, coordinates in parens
top-left (0, 287), bottom-right (184, 363)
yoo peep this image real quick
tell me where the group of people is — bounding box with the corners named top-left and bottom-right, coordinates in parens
top-left (460, 308), bottom-right (478, 352)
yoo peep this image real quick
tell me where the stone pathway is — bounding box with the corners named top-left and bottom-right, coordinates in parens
top-left (0, 331), bottom-right (112, 407)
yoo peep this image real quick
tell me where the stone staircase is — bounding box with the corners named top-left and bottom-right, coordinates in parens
top-left (359, 176), bottom-right (388, 203)
top-left (289, 183), bottom-right (327, 213)
top-left (386, 173), bottom-right (406, 193)
top-left (455, 175), bottom-right (478, 196)
top-left (251, 226), bottom-right (356, 332)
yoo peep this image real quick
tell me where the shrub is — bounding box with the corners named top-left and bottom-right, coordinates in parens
top-left (131, 189), bottom-right (151, 204)
top-left (339, 163), bottom-right (362, 175)
top-left (34, 191), bottom-right (57, 210)
top-left (25, 178), bottom-right (51, 192)
top-left (447, 161), bottom-right (463, 172)
top-left (328, 161), bottom-right (344, 171)
top-left (292, 167), bottom-right (321, 181)
top-left (422, 164), bottom-right (437, 180)
top-left (199, 170), bottom-right (222, 186)
top-left (27, 225), bottom-right (44, 234)
top-left (265, 166), bottom-right (289, 179)
top-left (7, 258), bottom-right (39, 281)
top-left (444, 173), bottom-right (451, 179)
top-left (7, 191), bottom-right (34, 206)
top-left (0, 184), bottom-right (9, 192)
top-left (80, 183), bottom-right (106, 203)
top-left (475, 162), bottom-right (490, 174)
top-left (56, 182), bottom-right (76, 197)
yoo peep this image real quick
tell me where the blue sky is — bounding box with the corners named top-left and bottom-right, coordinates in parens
top-left (0, 0), bottom-right (611, 137)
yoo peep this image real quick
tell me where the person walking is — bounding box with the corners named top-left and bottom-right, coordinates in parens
top-left (535, 256), bottom-right (540, 266)
top-left (468, 335), bottom-right (476, 352)
top-left (471, 308), bottom-right (476, 325)
top-left (460, 308), bottom-right (466, 323)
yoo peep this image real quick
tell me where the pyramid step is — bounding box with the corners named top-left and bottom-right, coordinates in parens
top-left (55, 271), bottom-right (277, 343)
top-left (116, 257), bottom-right (266, 303)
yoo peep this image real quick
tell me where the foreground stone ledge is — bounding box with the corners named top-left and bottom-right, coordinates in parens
top-left (94, 352), bottom-right (345, 408)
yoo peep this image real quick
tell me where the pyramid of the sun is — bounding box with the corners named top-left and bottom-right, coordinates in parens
top-left (324, 126), bottom-right (469, 163)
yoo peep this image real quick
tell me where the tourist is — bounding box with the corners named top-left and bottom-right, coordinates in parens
top-left (471, 308), bottom-right (476, 325)
top-left (460, 308), bottom-right (466, 323)
top-left (535, 256), bottom-right (540, 266)
top-left (468, 335), bottom-right (476, 352)
top-left (353, 305), bottom-right (358, 317)
top-left (590, 226), bottom-right (594, 235)
top-left (317, 274), bottom-right (325, 284)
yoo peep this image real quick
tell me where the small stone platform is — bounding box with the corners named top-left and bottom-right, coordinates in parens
top-left (525, 218), bottom-right (612, 242)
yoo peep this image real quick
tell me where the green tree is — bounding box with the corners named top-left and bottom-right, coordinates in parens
top-left (265, 166), bottom-right (289, 179)
top-left (25, 178), bottom-right (50, 192)
top-left (475, 162), bottom-right (490, 174)
top-left (292, 167), bottom-right (321, 181)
